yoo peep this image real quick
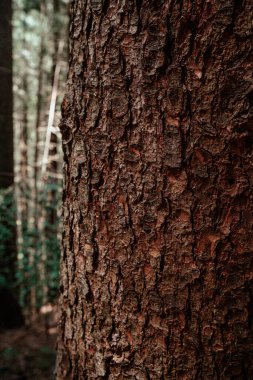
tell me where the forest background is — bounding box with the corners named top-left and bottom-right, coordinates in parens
top-left (0, 0), bottom-right (68, 378)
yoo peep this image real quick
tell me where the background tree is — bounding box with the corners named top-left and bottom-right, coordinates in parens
top-left (0, 0), bottom-right (15, 283)
top-left (57, 0), bottom-right (253, 378)
top-left (0, 1), bottom-right (13, 190)
top-left (0, 0), bottom-right (24, 330)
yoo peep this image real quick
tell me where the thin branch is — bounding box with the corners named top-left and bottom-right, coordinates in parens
top-left (41, 40), bottom-right (64, 178)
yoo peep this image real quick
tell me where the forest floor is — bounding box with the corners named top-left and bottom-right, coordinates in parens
top-left (0, 304), bottom-right (57, 380)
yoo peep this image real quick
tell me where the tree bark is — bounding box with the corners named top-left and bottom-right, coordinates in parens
top-left (57, 1), bottom-right (253, 378)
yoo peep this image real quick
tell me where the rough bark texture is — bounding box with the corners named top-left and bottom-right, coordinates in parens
top-left (57, 0), bottom-right (253, 378)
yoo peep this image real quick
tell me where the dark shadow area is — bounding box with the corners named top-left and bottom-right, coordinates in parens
top-left (0, 305), bottom-right (57, 380)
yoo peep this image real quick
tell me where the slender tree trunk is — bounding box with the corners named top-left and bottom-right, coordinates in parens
top-left (14, 0), bottom-right (31, 315)
top-left (44, 39), bottom-right (64, 303)
top-left (29, 1), bottom-right (46, 317)
top-left (45, 26), bottom-right (63, 235)
top-left (20, 76), bottom-right (29, 237)
top-left (0, 1), bottom-right (13, 190)
top-left (57, 1), bottom-right (253, 378)
top-left (52, 0), bottom-right (60, 77)
top-left (0, 0), bottom-right (23, 329)
top-left (17, 74), bottom-right (29, 306)
top-left (0, 0), bottom-right (16, 284)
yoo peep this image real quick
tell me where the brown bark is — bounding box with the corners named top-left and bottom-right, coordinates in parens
top-left (57, 1), bottom-right (253, 379)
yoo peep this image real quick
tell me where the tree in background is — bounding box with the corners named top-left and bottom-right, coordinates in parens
top-left (57, 0), bottom-right (253, 378)
top-left (0, 0), bottom-right (24, 329)
top-left (0, 0), bottom-right (15, 281)
top-left (0, 2), bottom-right (14, 190)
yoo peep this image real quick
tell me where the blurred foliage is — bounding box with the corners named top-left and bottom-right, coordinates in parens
top-left (0, 183), bottom-right (61, 306)
top-left (17, 181), bottom-right (62, 308)
top-left (24, 0), bottom-right (41, 12)
top-left (0, 188), bottom-right (16, 289)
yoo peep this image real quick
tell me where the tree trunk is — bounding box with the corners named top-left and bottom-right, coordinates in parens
top-left (0, 0), bottom-right (13, 189)
top-left (0, 0), bottom-right (23, 329)
top-left (57, 1), bottom-right (253, 378)
top-left (29, 3), bottom-right (45, 318)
